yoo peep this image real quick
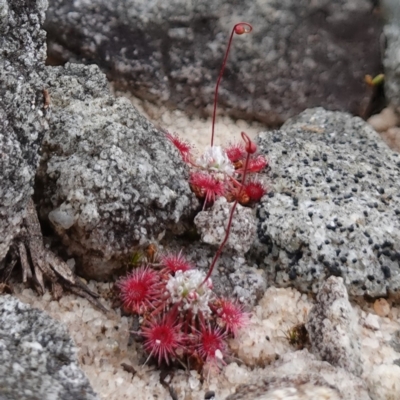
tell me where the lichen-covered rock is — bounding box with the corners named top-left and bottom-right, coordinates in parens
top-left (306, 276), bottom-right (362, 376)
top-left (194, 197), bottom-right (256, 254)
top-left (0, 295), bottom-right (99, 400)
top-left (382, 0), bottom-right (400, 112)
top-left (36, 63), bottom-right (198, 279)
top-left (254, 108), bottom-right (400, 299)
top-left (44, 0), bottom-right (381, 125)
top-left (225, 350), bottom-right (371, 400)
top-left (228, 262), bottom-right (266, 304)
top-left (0, 0), bottom-right (48, 262)
top-left (1, 0), bottom-right (198, 280)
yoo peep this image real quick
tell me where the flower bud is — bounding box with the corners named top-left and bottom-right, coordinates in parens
top-left (234, 23), bottom-right (252, 35)
top-left (241, 131), bottom-right (257, 154)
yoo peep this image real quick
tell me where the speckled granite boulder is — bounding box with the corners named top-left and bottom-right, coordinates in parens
top-left (306, 276), bottom-right (362, 376)
top-left (0, 295), bottom-right (99, 400)
top-left (44, 0), bottom-right (381, 125)
top-left (0, 0), bottom-right (48, 262)
top-left (254, 108), bottom-right (400, 298)
top-left (36, 63), bottom-right (198, 279)
top-left (225, 350), bottom-right (371, 400)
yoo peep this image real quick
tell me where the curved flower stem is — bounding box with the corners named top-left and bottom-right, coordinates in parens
top-left (210, 23), bottom-right (252, 147)
top-left (201, 151), bottom-right (251, 286)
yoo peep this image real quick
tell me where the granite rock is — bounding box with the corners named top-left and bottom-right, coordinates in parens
top-left (44, 0), bottom-right (381, 125)
top-left (225, 350), bottom-right (371, 400)
top-left (0, 0), bottom-right (48, 262)
top-left (0, 295), bottom-right (99, 400)
top-left (1, 0), bottom-right (198, 279)
top-left (306, 276), bottom-right (362, 376)
top-left (36, 62), bottom-right (198, 279)
top-left (194, 197), bottom-right (256, 254)
top-left (254, 108), bottom-right (400, 299)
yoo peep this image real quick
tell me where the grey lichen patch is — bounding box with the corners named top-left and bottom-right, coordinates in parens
top-left (36, 63), bottom-right (198, 279)
top-left (254, 108), bottom-right (400, 299)
top-left (0, 0), bottom-right (48, 262)
top-left (228, 263), bottom-right (266, 305)
top-left (194, 197), bottom-right (256, 254)
top-left (306, 276), bottom-right (363, 376)
top-left (0, 295), bottom-right (99, 400)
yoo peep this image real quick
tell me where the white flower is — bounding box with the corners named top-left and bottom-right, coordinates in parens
top-left (166, 270), bottom-right (213, 315)
top-left (196, 145), bottom-right (234, 176)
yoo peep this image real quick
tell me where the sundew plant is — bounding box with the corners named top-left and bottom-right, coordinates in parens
top-left (118, 23), bottom-right (268, 372)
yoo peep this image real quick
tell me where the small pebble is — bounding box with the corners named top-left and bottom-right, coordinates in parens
top-left (367, 107), bottom-right (398, 133)
top-left (380, 127), bottom-right (400, 153)
top-left (374, 298), bottom-right (390, 317)
top-left (364, 313), bottom-right (380, 331)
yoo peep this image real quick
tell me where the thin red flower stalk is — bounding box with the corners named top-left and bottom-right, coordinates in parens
top-left (244, 178), bottom-right (267, 202)
top-left (225, 178), bottom-right (249, 205)
top-left (212, 298), bottom-right (249, 336)
top-left (117, 266), bottom-right (162, 314)
top-left (211, 23), bottom-right (252, 146)
top-left (161, 250), bottom-right (193, 273)
top-left (190, 172), bottom-right (225, 207)
top-left (141, 314), bottom-right (183, 366)
top-left (201, 132), bottom-right (254, 286)
top-left (166, 132), bottom-right (192, 162)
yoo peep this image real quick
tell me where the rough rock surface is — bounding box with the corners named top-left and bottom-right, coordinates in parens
top-left (382, 0), bottom-right (400, 112)
top-left (367, 364), bottom-right (400, 400)
top-left (0, 0), bottom-right (48, 262)
top-left (165, 240), bottom-right (267, 305)
top-left (306, 276), bottom-right (362, 376)
top-left (194, 197), bottom-right (256, 254)
top-left (36, 63), bottom-right (198, 279)
top-left (0, 295), bottom-right (98, 400)
top-left (225, 350), bottom-right (371, 400)
top-left (254, 108), bottom-right (400, 299)
top-left (45, 0), bottom-right (381, 125)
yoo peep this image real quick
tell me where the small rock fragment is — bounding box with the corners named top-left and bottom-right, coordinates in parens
top-left (364, 313), bottom-right (380, 331)
top-left (367, 107), bottom-right (398, 132)
top-left (373, 298), bottom-right (391, 317)
top-left (379, 127), bottom-right (400, 152)
top-left (225, 350), bottom-right (370, 400)
top-left (306, 276), bottom-right (363, 376)
top-left (194, 197), bottom-right (256, 254)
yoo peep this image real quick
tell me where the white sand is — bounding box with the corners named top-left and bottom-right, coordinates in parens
top-left (112, 88), bottom-right (264, 152)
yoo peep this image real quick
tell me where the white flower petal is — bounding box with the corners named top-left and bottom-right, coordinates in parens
top-left (166, 270), bottom-right (213, 315)
top-left (196, 146), bottom-right (234, 176)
